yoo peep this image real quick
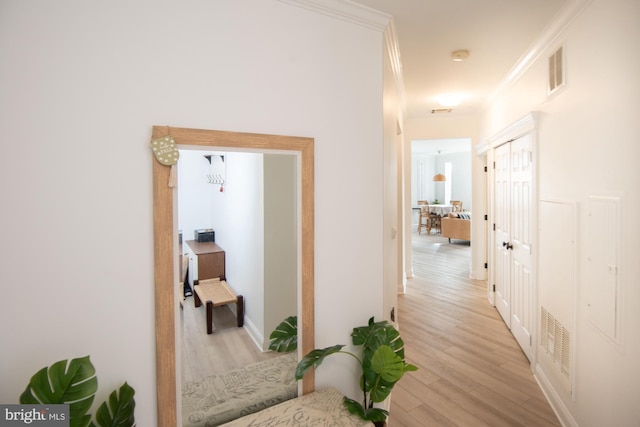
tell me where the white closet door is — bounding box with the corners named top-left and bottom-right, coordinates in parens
top-left (494, 142), bottom-right (511, 326)
top-left (509, 135), bottom-right (534, 360)
top-left (493, 134), bottom-right (534, 361)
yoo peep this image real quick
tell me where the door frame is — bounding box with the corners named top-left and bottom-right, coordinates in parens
top-left (487, 112), bottom-right (539, 367)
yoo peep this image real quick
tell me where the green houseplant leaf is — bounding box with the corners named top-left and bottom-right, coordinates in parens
top-left (295, 345), bottom-right (344, 380)
top-left (343, 397), bottom-right (389, 422)
top-left (90, 382), bottom-right (136, 427)
top-left (268, 316), bottom-right (297, 353)
top-left (371, 345), bottom-right (405, 382)
top-left (20, 356), bottom-right (98, 427)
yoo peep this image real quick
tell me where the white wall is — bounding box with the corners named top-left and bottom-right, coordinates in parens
top-left (212, 152), bottom-right (265, 339)
top-left (263, 154), bottom-right (297, 348)
top-left (382, 31), bottom-right (401, 327)
top-left (479, 0), bottom-right (640, 425)
top-left (178, 150), bottom-right (217, 242)
top-left (0, 0), bottom-right (386, 424)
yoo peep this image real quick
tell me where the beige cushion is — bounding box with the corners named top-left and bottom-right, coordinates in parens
top-left (221, 387), bottom-right (373, 426)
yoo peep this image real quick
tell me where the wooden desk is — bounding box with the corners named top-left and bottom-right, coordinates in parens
top-left (185, 240), bottom-right (225, 286)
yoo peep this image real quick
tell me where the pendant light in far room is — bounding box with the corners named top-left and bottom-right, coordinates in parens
top-left (433, 173), bottom-right (446, 181)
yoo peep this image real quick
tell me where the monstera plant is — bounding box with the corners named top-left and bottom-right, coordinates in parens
top-left (19, 356), bottom-right (135, 427)
top-left (270, 316), bottom-right (417, 425)
top-left (268, 315), bottom-right (297, 353)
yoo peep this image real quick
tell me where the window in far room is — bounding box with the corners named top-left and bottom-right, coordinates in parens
top-left (444, 161), bottom-right (452, 204)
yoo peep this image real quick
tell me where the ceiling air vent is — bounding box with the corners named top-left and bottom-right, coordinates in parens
top-left (431, 108), bottom-right (452, 114)
top-left (548, 45), bottom-right (565, 94)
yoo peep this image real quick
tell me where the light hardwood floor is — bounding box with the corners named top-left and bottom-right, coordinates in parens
top-left (389, 231), bottom-right (560, 426)
top-left (180, 296), bottom-right (280, 384)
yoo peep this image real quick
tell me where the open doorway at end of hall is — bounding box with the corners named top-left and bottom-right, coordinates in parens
top-left (407, 137), bottom-right (473, 279)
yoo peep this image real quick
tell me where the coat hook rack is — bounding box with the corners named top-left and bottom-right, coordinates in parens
top-left (204, 154), bottom-right (226, 189)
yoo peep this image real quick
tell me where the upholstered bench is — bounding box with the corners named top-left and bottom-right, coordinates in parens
top-left (193, 278), bottom-right (244, 334)
top-left (182, 353), bottom-right (298, 427)
top-left (220, 387), bottom-right (373, 426)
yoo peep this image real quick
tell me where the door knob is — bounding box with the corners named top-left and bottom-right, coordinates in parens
top-left (503, 241), bottom-right (513, 250)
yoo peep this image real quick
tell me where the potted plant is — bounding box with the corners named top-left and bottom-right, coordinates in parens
top-left (270, 316), bottom-right (417, 426)
top-left (19, 355), bottom-right (135, 427)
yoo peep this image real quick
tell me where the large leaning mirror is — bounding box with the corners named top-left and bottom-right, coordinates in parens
top-left (152, 126), bottom-right (314, 426)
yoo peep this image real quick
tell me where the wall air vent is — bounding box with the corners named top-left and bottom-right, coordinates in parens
top-left (541, 306), bottom-right (571, 378)
top-left (431, 108), bottom-right (452, 114)
top-left (548, 45), bottom-right (565, 94)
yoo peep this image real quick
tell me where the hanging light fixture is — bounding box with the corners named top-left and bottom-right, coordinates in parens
top-left (433, 173), bottom-right (446, 182)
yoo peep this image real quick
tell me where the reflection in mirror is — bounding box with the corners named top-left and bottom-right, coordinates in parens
top-left (152, 126), bottom-right (314, 427)
top-left (178, 149), bottom-right (298, 425)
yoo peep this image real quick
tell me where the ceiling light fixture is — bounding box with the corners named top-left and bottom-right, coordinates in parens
top-left (437, 93), bottom-right (464, 107)
top-left (451, 49), bottom-right (470, 61)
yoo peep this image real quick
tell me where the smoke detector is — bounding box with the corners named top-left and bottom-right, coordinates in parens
top-left (451, 50), bottom-right (470, 61)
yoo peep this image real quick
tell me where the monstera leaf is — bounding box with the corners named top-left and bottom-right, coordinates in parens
top-left (367, 345), bottom-right (417, 403)
top-left (343, 397), bottom-right (389, 422)
top-left (90, 382), bottom-right (136, 427)
top-left (20, 356), bottom-right (136, 427)
top-left (20, 356), bottom-right (98, 427)
top-left (268, 316), bottom-right (297, 353)
top-left (295, 345), bottom-right (345, 380)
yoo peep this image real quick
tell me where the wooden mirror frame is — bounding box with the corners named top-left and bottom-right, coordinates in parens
top-left (152, 126), bottom-right (314, 426)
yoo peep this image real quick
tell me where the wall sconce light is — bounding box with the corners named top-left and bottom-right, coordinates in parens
top-left (433, 173), bottom-right (446, 182)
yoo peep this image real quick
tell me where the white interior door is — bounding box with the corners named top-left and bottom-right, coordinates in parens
top-left (509, 135), bottom-right (533, 360)
top-left (493, 134), bottom-right (534, 361)
top-left (494, 143), bottom-right (511, 326)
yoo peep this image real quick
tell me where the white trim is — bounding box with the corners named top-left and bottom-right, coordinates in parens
top-left (384, 18), bottom-right (406, 118)
top-left (277, 0), bottom-right (391, 31)
top-left (474, 141), bottom-right (490, 156)
top-left (535, 366), bottom-right (580, 427)
top-left (241, 314), bottom-right (271, 352)
top-left (488, 111), bottom-right (538, 148)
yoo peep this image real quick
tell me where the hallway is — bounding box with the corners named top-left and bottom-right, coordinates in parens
top-left (389, 232), bottom-right (560, 426)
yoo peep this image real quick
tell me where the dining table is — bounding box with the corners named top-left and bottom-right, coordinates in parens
top-left (428, 204), bottom-right (453, 217)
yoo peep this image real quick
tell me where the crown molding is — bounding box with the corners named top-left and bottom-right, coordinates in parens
top-left (484, 0), bottom-right (594, 109)
top-left (384, 18), bottom-right (406, 121)
top-left (488, 111), bottom-right (539, 147)
top-left (277, 0), bottom-right (391, 32)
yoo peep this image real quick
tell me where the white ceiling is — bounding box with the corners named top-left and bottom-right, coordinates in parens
top-left (352, 0), bottom-right (566, 119)
top-left (412, 138), bottom-right (471, 155)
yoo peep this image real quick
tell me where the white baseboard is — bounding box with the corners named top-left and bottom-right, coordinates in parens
top-left (243, 316), bottom-right (270, 352)
top-left (534, 363), bottom-right (578, 427)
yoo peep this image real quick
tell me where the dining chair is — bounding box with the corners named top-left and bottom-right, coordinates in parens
top-left (451, 200), bottom-right (463, 212)
top-left (418, 204), bottom-right (441, 234)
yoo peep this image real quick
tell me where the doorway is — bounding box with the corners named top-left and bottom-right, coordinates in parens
top-left (409, 138), bottom-right (473, 277)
